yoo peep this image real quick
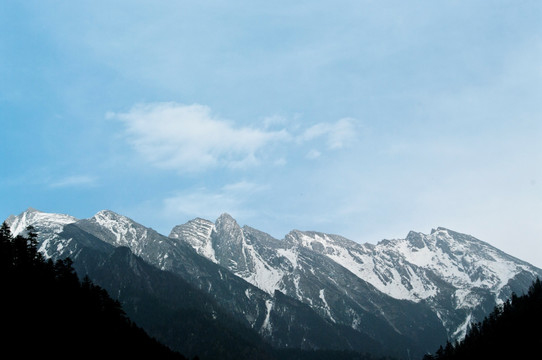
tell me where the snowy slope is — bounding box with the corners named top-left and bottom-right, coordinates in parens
top-left (77, 210), bottom-right (157, 257)
top-left (6, 207), bottom-right (77, 237)
top-left (5, 207), bottom-right (78, 258)
top-left (171, 215), bottom-right (542, 341)
top-left (170, 218), bottom-right (217, 262)
top-left (287, 228), bottom-right (538, 305)
top-left (286, 227), bottom-right (542, 339)
top-left (169, 214), bottom-right (447, 347)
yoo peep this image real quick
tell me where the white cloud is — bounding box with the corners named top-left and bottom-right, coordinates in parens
top-left (326, 118), bottom-right (360, 149)
top-left (109, 102), bottom-right (361, 173)
top-left (108, 102), bottom-right (290, 172)
top-left (298, 117), bottom-right (360, 150)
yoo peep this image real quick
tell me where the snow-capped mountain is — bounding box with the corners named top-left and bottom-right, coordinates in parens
top-left (6, 207), bottom-right (77, 237)
top-left (171, 215), bottom-right (444, 347)
top-left (4, 208), bottom-right (276, 359)
top-left (5, 207), bottom-right (79, 259)
top-left (5, 207), bottom-right (541, 359)
top-left (288, 228), bottom-right (536, 305)
top-left (170, 214), bottom-right (542, 342)
top-left (5, 208), bottom-right (409, 358)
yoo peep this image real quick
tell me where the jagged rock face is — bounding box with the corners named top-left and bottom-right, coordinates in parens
top-left (212, 214), bottom-right (251, 273)
top-left (74, 210), bottom-right (180, 271)
top-left (170, 215), bottom-right (542, 342)
top-left (170, 218), bottom-right (217, 262)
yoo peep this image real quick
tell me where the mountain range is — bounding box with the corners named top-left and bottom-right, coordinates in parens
top-left (5, 208), bottom-right (541, 360)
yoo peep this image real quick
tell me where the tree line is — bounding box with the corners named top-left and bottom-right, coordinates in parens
top-left (423, 276), bottom-right (542, 359)
top-left (0, 222), bottom-right (187, 359)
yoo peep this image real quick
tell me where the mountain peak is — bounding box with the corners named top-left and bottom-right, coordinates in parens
top-left (215, 213), bottom-right (241, 232)
top-left (431, 227), bottom-right (452, 234)
top-left (169, 217), bottom-right (217, 263)
top-left (6, 208), bottom-right (78, 238)
top-left (216, 212), bottom-right (236, 223)
top-left (94, 209), bottom-right (123, 219)
top-left (76, 210), bottom-right (161, 256)
top-left (90, 210), bottom-right (148, 233)
top-left (406, 230), bottom-right (426, 248)
top-left (407, 227), bottom-right (453, 244)
top-left (91, 210), bottom-right (138, 228)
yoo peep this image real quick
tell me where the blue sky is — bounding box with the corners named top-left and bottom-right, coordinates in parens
top-left (2, 1), bottom-right (541, 267)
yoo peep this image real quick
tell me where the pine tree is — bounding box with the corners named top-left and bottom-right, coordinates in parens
top-left (0, 222), bottom-right (12, 269)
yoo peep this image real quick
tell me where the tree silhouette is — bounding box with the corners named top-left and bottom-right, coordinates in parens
top-left (0, 222), bottom-right (187, 359)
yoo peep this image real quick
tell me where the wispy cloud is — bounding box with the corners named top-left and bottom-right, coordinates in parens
top-left (49, 175), bottom-right (98, 188)
top-left (298, 117), bottom-right (360, 150)
top-left (109, 102), bottom-right (361, 172)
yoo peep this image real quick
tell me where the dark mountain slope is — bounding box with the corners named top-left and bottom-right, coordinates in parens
top-left (74, 245), bottom-right (277, 360)
top-left (0, 223), bottom-right (185, 359)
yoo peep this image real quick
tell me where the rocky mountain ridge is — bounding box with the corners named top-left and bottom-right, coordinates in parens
top-left (5, 207), bottom-right (542, 359)
top-left (170, 212), bottom-right (541, 341)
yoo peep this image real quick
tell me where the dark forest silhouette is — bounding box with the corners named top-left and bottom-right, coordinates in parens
top-left (0, 222), bottom-right (187, 358)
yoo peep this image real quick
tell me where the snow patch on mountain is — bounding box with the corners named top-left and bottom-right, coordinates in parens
top-left (454, 289), bottom-right (481, 309)
top-left (276, 248), bottom-right (299, 270)
top-left (261, 299), bottom-right (274, 335)
top-left (239, 241), bottom-right (284, 294)
top-left (319, 289), bottom-right (335, 323)
top-left (452, 313), bottom-right (472, 340)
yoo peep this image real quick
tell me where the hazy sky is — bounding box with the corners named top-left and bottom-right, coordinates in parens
top-left (2, 1), bottom-right (541, 267)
